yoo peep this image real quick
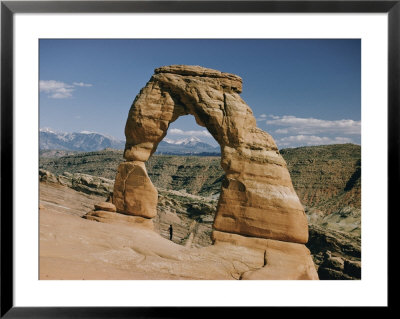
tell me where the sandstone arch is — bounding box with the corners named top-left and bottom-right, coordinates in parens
top-left (114, 65), bottom-right (309, 244)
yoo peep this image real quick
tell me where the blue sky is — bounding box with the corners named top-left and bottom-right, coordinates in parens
top-left (39, 39), bottom-right (360, 148)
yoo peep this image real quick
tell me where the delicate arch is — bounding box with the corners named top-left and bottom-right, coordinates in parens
top-left (114, 65), bottom-right (308, 244)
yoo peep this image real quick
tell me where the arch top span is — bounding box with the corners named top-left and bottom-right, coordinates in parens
top-left (154, 64), bottom-right (243, 93)
top-left (117, 65), bottom-right (309, 245)
top-left (124, 65), bottom-right (275, 162)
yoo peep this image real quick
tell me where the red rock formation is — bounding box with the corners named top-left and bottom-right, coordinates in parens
top-left (108, 65), bottom-right (317, 279)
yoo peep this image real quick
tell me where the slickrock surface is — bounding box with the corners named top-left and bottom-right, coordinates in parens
top-left (40, 182), bottom-right (306, 280)
top-left (39, 182), bottom-right (107, 217)
top-left (212, 231), bottom-right (318, 280)
top-left (121, 65), bottom-right (309, 245)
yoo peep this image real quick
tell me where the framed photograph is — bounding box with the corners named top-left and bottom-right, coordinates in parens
top-left (1, 0), bottom-right (395, 316)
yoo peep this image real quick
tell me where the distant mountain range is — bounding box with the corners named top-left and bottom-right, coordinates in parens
top-left (156, 137), bottom-right (220, 155)
top-left (39, 128), bottom-right (125, 152)
top-left (39, 128), bottom-right (220, 155)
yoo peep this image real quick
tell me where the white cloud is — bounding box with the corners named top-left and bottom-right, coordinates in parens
top-left (169, 128), bottom-right (212, 137)
top-left (256, 113), bottom-right (269, 122)
top-left (40, 80), bottom-right (93, 99)
top-left (265, 115), bottom-right (361, 135)
top-left (274, 129), bottom-right (289, 134)
top-left (73, 82), bottom-right (92, 87)
top-left (40, 80), bottom-right (74, 99)
top-left (277, 135), bottom-right (353, 147)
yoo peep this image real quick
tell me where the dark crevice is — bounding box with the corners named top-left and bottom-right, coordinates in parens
top-left (344, 159), bottom-right (361, 191)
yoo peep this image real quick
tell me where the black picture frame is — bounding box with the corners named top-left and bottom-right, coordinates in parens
top-left (1, 0), bottom-right (395, 317)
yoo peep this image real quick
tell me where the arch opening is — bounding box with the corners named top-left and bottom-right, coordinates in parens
top-left (146, 115), bottom-right (223, 248)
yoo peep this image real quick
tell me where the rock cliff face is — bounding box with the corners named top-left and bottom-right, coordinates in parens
top-left (107, 65), bottom-right (317, 279)
top-left (39, 169), bottom-right (114, 197)
top-left (280, 144), bottom-right (361, 214)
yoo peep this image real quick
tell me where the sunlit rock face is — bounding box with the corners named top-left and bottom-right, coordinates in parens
top-left (113, 161), bottom-right (157, 219)
top-left (112, 65), bottom-right (317, 279)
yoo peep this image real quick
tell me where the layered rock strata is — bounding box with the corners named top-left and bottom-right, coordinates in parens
top-left (84, 201), bottom-right (154, 230)
top-left (110, 65), bottom-right (316, 279)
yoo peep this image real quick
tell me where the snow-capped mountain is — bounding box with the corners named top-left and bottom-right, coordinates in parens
top-left (40, 128), bottom-right (220, 155)
top-left (155, 137), bottom-right (220, 155)
top-left (163, 136), bottom-right (203, 145)
top-left (39, 128), bottom-right (125, 151)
